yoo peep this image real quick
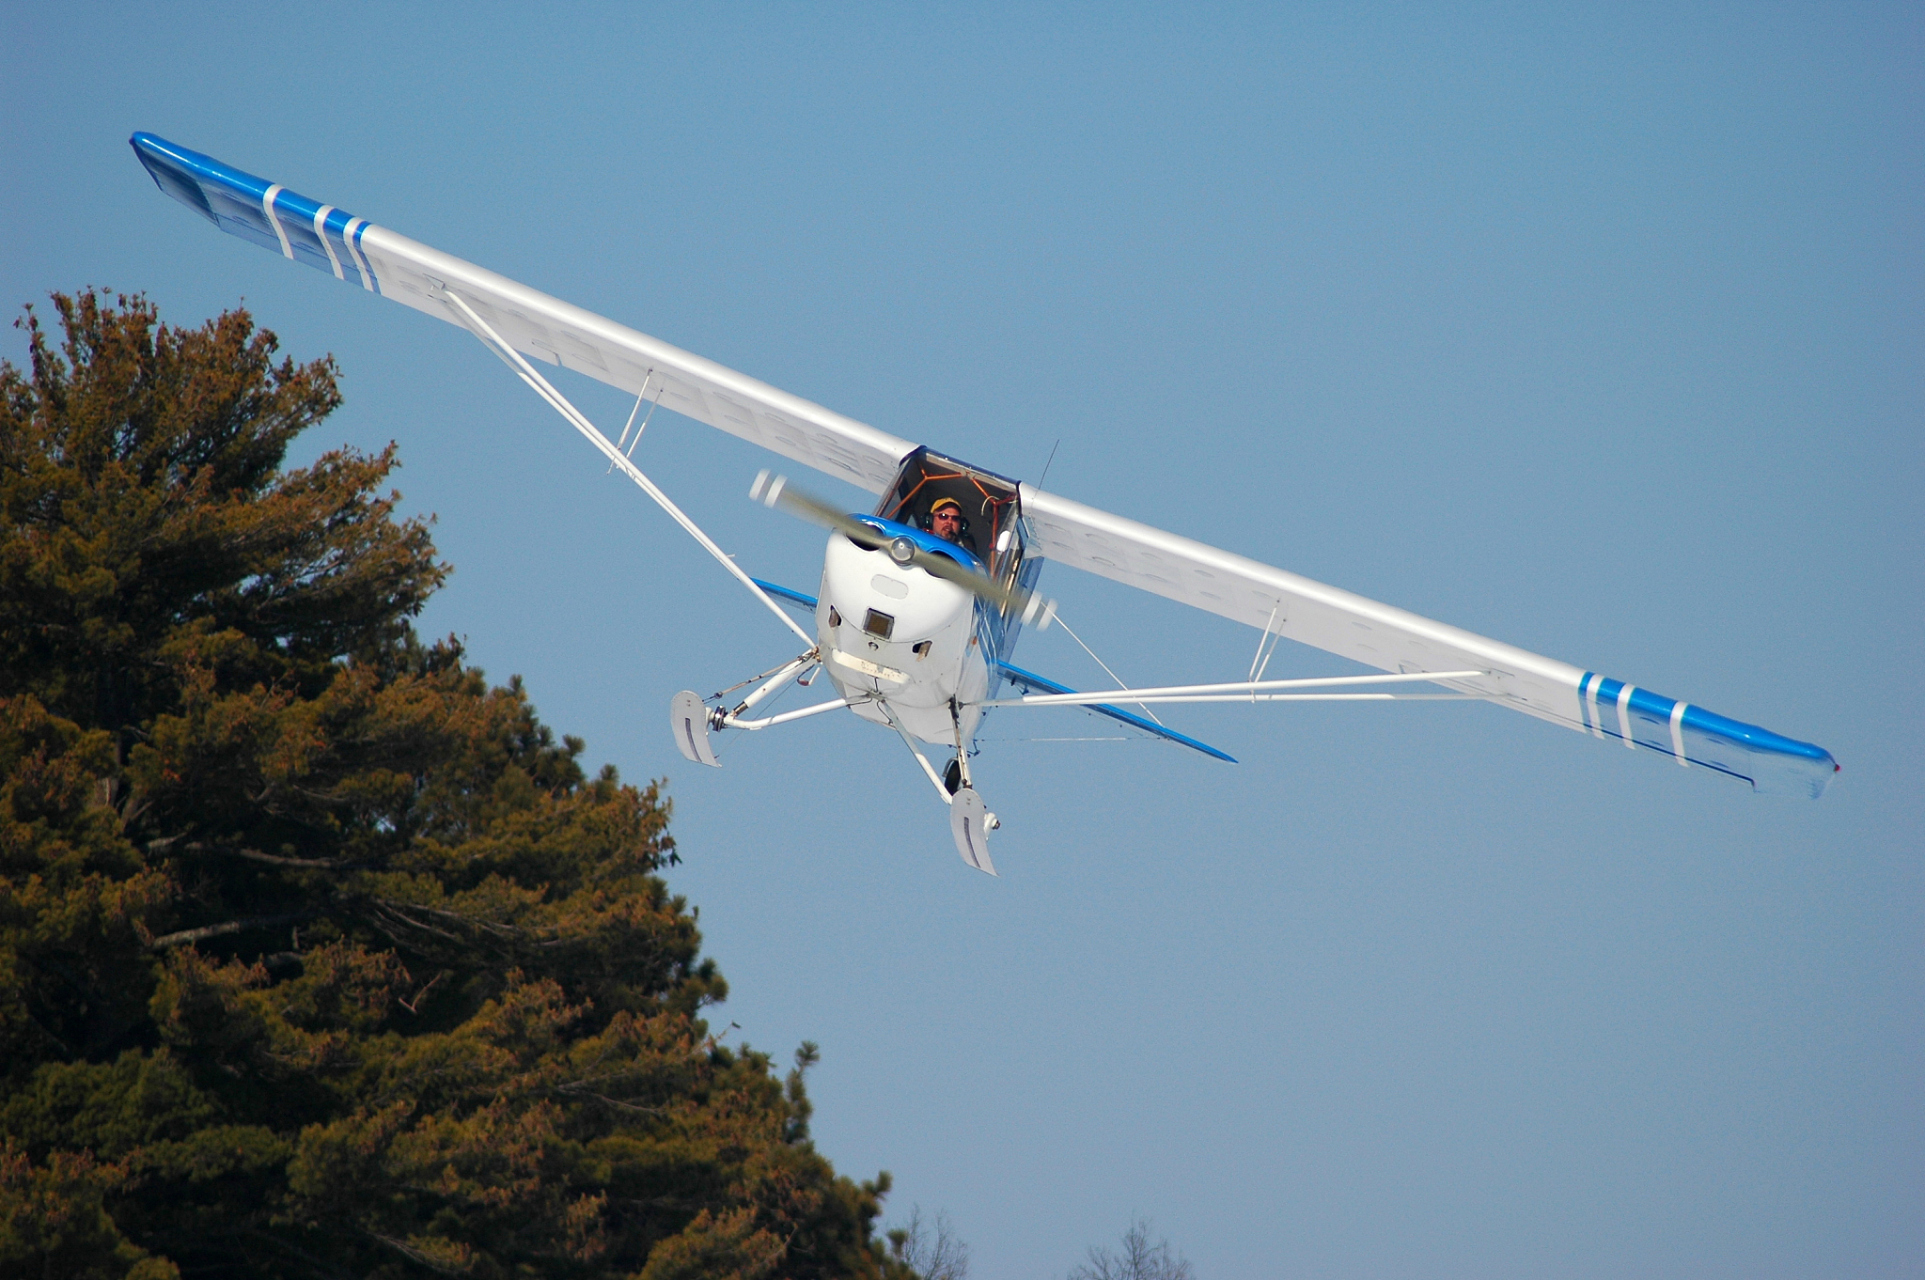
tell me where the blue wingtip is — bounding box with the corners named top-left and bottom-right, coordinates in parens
top-left (1576, 672), bottom-right (1838, 798)
top-left (130, 131), bottom-right (380, 290)
top-left (131, 132), bottom-right (223, 225)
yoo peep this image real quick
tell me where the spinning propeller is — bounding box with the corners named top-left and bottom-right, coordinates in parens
top-left (751, 470), bottom-right (1055, 629)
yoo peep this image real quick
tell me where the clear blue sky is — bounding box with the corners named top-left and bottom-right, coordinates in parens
top-left (5, 5), bottom-right (1920, 1275)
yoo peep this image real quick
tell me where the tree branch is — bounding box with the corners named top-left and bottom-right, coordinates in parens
top-left (368, 1231), bottom-right (471, 1276)
top-left (148, 913), bottom-right (312, 950)
top-left (155, 838), bottom-right (357, 869)
top-left (227, 846), bottom-right (352, 868)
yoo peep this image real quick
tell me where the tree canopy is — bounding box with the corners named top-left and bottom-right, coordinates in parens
top-left (0, 292), bottom-right (912, 1279)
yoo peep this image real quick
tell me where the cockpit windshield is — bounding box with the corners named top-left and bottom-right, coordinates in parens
top-left (874, 448), bottom-right (1025, 584)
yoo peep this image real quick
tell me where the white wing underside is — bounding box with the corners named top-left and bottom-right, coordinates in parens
top-left (1018, 486), bottom-right (1585, 727)
top-left (358, 225), bottom-right (915, 493)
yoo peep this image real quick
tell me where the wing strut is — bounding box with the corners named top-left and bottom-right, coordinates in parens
top-left (1051, 611), bottom-right (1163, 725)
top-left (978, 670), bottom-right (1490, 708)
top-left (440, 290), bottom-right (814, 647)
top-left (1248, 603), bottom-right (1284, 687)
top-left (606, 372), bottom-right (660, 472)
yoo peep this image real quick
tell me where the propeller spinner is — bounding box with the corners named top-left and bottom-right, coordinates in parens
top-left (751, 470), bottom-right (1055, 629)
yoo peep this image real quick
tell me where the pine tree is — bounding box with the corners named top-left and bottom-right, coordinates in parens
top-left (0, 292), bottom-right (912, 1279)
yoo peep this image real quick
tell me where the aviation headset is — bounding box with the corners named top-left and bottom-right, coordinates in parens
top-left (921, 496), bottom-right (971, 537)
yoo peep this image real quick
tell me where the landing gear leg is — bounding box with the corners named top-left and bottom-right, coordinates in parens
top-left (872, 699), bottom-right (999, 875)
top-left (947, 699), bottom-right (977, 791)
top-left (946, 699), bottom-right (999, 874)
top-left (946, 701), bottom-right (998, 827)
top-left (671, 650), bottom-right (827, 766)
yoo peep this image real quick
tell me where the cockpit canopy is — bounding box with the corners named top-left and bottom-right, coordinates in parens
top-left (874, 447), bottom-right (1025, 584)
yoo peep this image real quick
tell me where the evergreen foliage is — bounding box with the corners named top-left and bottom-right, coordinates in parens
top-left (0, 292), bottom-right (912, 1279)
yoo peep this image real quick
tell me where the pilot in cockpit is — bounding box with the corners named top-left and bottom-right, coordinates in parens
top-left (929, 497), bottom-right (974, 552)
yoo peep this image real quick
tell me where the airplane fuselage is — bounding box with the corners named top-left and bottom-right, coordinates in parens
top-left (816, 527), bottom-right (998, 746)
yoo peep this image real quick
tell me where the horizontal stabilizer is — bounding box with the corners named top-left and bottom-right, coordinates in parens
top-left (995, 661), bottom-right (1236, 763)
top-left (749, 578), bottom-right (820, 624)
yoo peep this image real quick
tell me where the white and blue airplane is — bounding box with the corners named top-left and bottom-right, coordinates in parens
top-left (131, 132), bottom-right (1838, 873)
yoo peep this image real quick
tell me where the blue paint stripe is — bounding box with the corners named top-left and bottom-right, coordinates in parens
top-left (131, 132), bottom-right (377, 291)
top-left (1584, 673), bottom-right (1836, 796)
top-left (1578, 671), bottom-right (1596, 732)
top-left (318, 207), bottom-right (363, 282)
top-left (995, 660), bottom-right (1237, 763)
top-left (132, 132), bottom-right (274, 207)
top-left (1594, 677), bottom-right (1630, 739)
top-left (1673, 699), bottom-right (1832, 764)
top-left (750, 578), bottom-right (818, 610)
top-left (849, 514), bottom-right (987, 574)
top-left (349, 220), bottom-right (380, 294)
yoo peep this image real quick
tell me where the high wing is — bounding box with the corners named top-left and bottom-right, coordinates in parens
top-left (132, 132), bottom-right (1838, 798)
top-left (130, 133), bottom-right (912, 493)
top-left (1020, 486), bottom-right (1838, 797)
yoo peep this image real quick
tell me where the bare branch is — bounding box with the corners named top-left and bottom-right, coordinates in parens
top-left (397, 969), bottom-right (447, 1014)
top-left (148, 913), bottom-right (312, 950)
top-left (226, 846), bottom-right (351, 868)
top-left (367, 1232), bottom-right (471, 1276)
top-left (889, 1205), bottom-right (970, 1280)
top-left (554, 1081), bottom-right (667, 1115)
top-left (156, 838), bottom-right (356, 869)
top-left (1068, 1217), bottom-right (1192, 1280)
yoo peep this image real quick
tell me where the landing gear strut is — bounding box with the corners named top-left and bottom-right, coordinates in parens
top-left (944, 699), bottom-right (998, 874)
top-left (671, 651), bottom-right (852, 769)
